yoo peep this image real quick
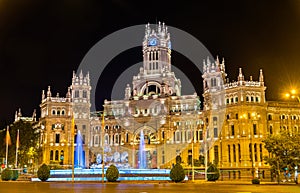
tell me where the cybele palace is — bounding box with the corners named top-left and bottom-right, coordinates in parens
top-left (37, 22), bottom-right (300, 179)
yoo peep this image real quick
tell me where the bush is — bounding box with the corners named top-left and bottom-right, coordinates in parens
top-left (170, 163), bottom-right (185, 182)
top-left (37, 163), bottom-right (50, 182)
top-left (105, 164), bottom-right (119, 182)
top-left (1, 168), bottom-right (12, 181)
top-left (11, 169), bottom-right (19, 181)
top-left (207, 164), bottom-right (220, 181)
top-left (252, 178), bottom-right (260, 184)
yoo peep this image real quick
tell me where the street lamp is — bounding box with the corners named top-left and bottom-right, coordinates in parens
top-left (101, 112), bottom-right (105, 183)
top-left (285, 89), bottom-right (300, 102)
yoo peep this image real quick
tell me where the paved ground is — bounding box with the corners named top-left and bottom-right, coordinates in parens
top-left (0, 180), bottom-right (299, 193)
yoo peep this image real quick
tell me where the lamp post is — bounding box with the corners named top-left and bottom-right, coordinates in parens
top-left (71, 116), bottom-right (75, 182)
top-left (285, 89), bottom-right (300, 102)
top-left (101, 112), bottom-right (105, 183)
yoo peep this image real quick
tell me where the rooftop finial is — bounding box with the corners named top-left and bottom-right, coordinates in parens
top-left (47, 86), bottom-right (51, 97)
top-left (259, 69), bottom-right (264, 85)
top-left (238, 68), bottom-right (244, 81)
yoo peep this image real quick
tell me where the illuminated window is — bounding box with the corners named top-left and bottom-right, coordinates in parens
top-left (214, 128), bottom-right (218, 138)
top-left (231, 125), bottom-right (235, 136)
top-left (228, 145), bottom-right (231, 163)
top-left (199, 130), bottom-right (203, 140)
top-left (55, 150), bottom-right (59, 161)
top-left (249, 143), bottom-right (252, 161)
top-left (50, 150), bottom-right (53, 161)
top-left (233, 144), bottom-right (236, 162)
top-left (259, 144), bottom-right (263, 161)
top-left (253, 124), bottom-right (257, 135)
top-left (211, 78), bottom-right (217, 87)
top-left (254, 144), bottom-right (257, 162)
top-left (75, 90), bottom-right (79, 98)
top-left (83, 90), bottom-right (87, 98)
top-left (214, 145), bottom-right (219, 163)
top-left (269, 126), bottom-right (273, 134)
top-left (238, 144), bottom-right (241, 162)
top-left (55, 134), bottom-right (60, 143)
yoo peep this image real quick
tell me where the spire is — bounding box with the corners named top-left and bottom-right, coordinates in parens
top-left (79, 70), bottom-right (83, 79)
top-left (15, 110), bottom-right (18, 122)
top-left (66, 87), bottom-right (71, 98)
top-left (238, 68), bottom-right (244, 81)
top-left (203, 59), bottom-right (206, 72)
top-left (42, 90), bottom-right (45, 100)
top-left (18, 108), bottom-right (22, 117)
top-left (216, 55), bottom-right (220, 66)
top-left (221, 57), bottom-right (225, 72)
top-left (32, 109), bottom-right (36, 121)
top-left (206, 56), bottom-right (211, 69)
top-left (47, 86), bottom-right (51, 97)
top-left (259, 69), bottom-right (264, 85)
top-left (86, 71), bottom-right (90, 81)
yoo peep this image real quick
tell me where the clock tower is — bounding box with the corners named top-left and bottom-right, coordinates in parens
top-left (127, 22), bottom-right (181, 99)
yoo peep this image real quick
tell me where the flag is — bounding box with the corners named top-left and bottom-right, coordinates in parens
top-left (16, 129), bottom-right (19, 149)
top-left (6, 127), bottom-right (11, 146)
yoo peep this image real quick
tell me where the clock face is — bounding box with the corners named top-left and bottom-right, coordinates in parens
top-left (148, 37), bottom-right (157, 46)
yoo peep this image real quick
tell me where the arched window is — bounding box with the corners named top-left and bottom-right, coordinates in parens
top-left (50, 150), bottom-right (53, 161)
top-left (238, 144), bottom-right (241, 162)
top-left (55, 150), bottom-right (59, 161)
top-left (254, 144), bottom-right (258, 162)
top-left (55, 133), bottom-right (60, 143)
top-left (83, 90), bottom-right (87, 98)
top-left (233, 144), bottom-right (236, 162)
top-left (94, 136), bottom-right (99, 145)
top-left (74, 90), bottom-right (79, 98)
top-left (268, 114), bottom-right (272, 120)
top-left (175, 131), bottom-right (181, 142)
top-left (211, 78), bottom-right (217, 87)
top-left (235, 96), bottom-right (238, 103)
top-left (228, 145), bottom-right (231, 163)
top-left (52, 109), bottom-right (56, 115)
top-left (269, 125), bottom-right (273, 134)
top-left (60, 150), bottom-right (64, 163)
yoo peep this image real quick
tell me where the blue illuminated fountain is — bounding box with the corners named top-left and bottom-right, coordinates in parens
top-left (74, 130), bottom-right (85, 168)
top-left (32, 129), bottom-right (175, 181)
top-left (138, 129), bottom-right (147, 169)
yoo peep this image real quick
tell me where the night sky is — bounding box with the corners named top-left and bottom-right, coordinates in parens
top-left (1, 0), bottom-right (300, 128)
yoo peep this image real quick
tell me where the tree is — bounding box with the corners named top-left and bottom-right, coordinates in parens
top-left (263, 131), bottom-right (300, 184)
top-left (0, 120), bottom-right (40, 168)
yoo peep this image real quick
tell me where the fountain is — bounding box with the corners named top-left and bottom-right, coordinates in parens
top-left (74, 130), bottom-right (85, 168)
top-left (138, 129), bottom-right (147, 169)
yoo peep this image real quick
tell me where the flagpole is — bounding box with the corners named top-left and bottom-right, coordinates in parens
top-left (5, 126), bottom-right (9, 168)
top-left (15, 129), bottom-right (19, 168)
top-left (71, 116), bottom-right (75, 182)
